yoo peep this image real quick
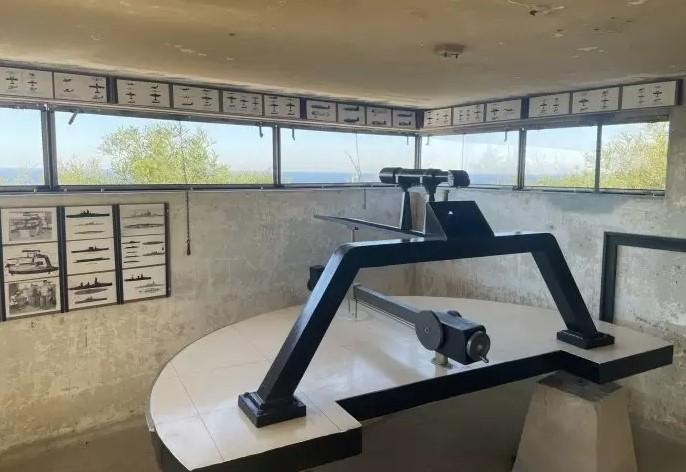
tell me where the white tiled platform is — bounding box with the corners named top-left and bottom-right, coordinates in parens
top-left (148, 297), bottom-right (671, 471)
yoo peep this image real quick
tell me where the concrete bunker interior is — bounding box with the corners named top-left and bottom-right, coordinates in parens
top-left (0, 1), bottom-right (685, 471)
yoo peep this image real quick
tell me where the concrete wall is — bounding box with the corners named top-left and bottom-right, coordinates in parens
top-left (0, 187), bottom-right (412, 453)
top-left (414, 103), bottom-right (686, 439)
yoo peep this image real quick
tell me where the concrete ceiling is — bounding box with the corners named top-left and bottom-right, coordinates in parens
top-left (0, 0), bottom-right (684, 108)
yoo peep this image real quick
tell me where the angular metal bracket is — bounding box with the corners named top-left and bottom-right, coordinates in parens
top-left (238, 201), bottom-right (614, 428)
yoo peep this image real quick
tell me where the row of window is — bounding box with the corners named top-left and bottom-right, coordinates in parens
top-left (0, 107), bottom-right (669, 191)
top-left (423, 121), bottom-right (669, 191)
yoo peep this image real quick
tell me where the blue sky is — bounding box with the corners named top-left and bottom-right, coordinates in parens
top-left (0, 107), bottom-right (654, 178)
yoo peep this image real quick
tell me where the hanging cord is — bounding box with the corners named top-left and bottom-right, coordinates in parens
top-left (177, 122), bottom-right (192, 255)
top-left (185, 190), bottom-right (191, 255)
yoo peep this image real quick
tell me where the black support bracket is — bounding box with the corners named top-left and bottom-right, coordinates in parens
top-left (238, 200), bottom-right (614, 428)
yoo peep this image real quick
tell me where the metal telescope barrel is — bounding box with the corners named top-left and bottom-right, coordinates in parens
top-left (379, 167), bottom-right (471, 189)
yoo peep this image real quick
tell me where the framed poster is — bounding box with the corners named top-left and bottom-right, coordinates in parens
top-left (0, 67), bottom-right (53, 99)
top-left (572, 87), bottom-right (620, 114)
top-left (337, 104), bottom-right (366, 125)
top-left (172, 85), bottom-right (220, 112)
top-left (264, 95), bottom-right (300, 118)
top-left (121, 234), bottom-right (166, 268)
top-left (64, 205), bottom-right (114, 240)
top-left (53, 72), bottom-right (107, 102)
top-left (122, 265), bottom-right (167, 301)
top-left (116, 79), bottom-right (170, 108)
top-left (529, 93), bottom-right (571, 118)
top-left (1, 208), bottom-right (58, 245)
top-left (66, 239), bottom-right (115, 275)
top-left (119, 204), bottom-right (166, 237)
top-left (66, 271), bottom-right (117, 310)
top-left (306, 100), bottom-right (336, 122)
top-left (485, 99), bottom-right (522, 122)
top-left (452, 104), bottom-right (485, 126)
top-left (4, 277), bottom-right (61, 319)
top-left (3, 242), bottom-right (60, 283)
top-left (223, 91), bottom-right (263, 116)
top-left (621, 81), bottom-right (679, 109)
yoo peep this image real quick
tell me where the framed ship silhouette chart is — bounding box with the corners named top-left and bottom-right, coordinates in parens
top-left (0, 203), bottom-right (170, 321)
top-left (118, 203), bottom-right (170, 302)
top-left (63, 205), bottom-right (118, 311)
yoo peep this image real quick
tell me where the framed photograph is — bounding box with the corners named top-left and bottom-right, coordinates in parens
top-left (1, 207), bottom-right (58, 244)
top-left (64, 205), bottom-right (114, 240)
top-left (123, 265), bottom-right (167, 301)
top-left (66, 271), bottom-right (117, 310)
top-left (4, 277), bottom-right (61, 319)
top-left (121, 234), bottom-right (166, 268)
top-left (3, 242), bottom-right (60, 283)
top-left (66, 238), bottom-right (116, 274)
top-left (119, 204), bottom-right (166, 237)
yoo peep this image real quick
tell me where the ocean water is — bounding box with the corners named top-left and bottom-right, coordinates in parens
top-left (0, 168), bottom-right (549, 187)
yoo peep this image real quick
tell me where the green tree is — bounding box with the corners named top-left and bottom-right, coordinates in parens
top-left (58, 122), bottom-right (271, 185)
top-left (537, 122), bottom-right (668, 189)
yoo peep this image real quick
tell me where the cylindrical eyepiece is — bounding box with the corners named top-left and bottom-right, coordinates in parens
top-left (378, 167), bottom-right (470, 189)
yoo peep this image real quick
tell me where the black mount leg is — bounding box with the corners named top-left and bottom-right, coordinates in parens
top-left (238, 392), bottom-right (306, 428)
top-left (557, 330), bottom-right (614, 349)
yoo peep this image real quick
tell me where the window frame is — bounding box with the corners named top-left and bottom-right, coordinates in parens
top-left (0, 97), bottom-right (672, 196)
top-left (279, 124), bottom-right (417, 187)
top-left (419, 129), bottom-right (522, 189)
top-left (0, 101), bottom-right (52, 192)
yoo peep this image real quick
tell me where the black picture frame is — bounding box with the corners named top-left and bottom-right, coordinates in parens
top-left (599, 231), bottom-right (686, 323)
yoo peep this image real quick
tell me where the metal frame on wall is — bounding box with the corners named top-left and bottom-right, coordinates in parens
top-left (0, 203), bottom-right (171, 321)
top-left (599, 232), bottom-right (686, 323)
top-left (0, 60), bottom-right (681, 195)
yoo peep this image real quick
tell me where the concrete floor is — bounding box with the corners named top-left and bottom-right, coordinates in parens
top-left (1, 380), bottom-right (685, 472)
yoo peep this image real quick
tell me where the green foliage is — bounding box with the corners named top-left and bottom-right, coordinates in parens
top-left (58, 122), bottom-right (271, 185)
top-left (536, 122), bottom-right (668, 190)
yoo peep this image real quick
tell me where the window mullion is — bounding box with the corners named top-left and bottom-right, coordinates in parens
top-left (595, 124), bottom-right (602, 191)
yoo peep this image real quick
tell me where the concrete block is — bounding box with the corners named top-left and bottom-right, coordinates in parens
top-left (513, 371), bottom-right (637, 472)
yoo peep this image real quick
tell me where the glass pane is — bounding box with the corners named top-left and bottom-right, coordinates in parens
top-left (55, 112), bottom-right (273, 185)
top-left (0, 108), bottom-right (45, 186)
top-left (600, 122), bottom-right (669, 190)
top-left (280, 129), bottom-right (414, 184)
top-left (525, 126), bottom-right (597, 188)
top-left (421, 131), bottom-right (518, 186)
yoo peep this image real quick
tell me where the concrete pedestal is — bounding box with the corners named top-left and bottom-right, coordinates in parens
top-left (513, 371), bottom-right (637, 472)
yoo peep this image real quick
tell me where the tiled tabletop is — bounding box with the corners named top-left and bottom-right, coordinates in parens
top-left (148, 296), bottom-right (671, 470)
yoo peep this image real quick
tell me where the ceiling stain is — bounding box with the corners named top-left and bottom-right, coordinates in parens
top-left (0, 0), bottom-right (683, 107)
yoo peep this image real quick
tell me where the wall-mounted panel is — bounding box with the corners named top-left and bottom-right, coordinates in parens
top-left (119, 203), bottom-right (168, 302)
top-left (54, 73), bottom-right (107, 102)
top-left (366, 107), bottom-right (392, 127)
top-left (306, 100), bottom-right (336, 122)
top-left (223, 91), bottom-right (263, 116)
top-left (452, 104), bottom-right (485, 126)
top-left (122, 264), bottom-right (167, 301)
top-left (392, 110), bottom-right (416, 129)
top-left (571, 87), bottom-right (619, 114)
top-left (0, 67), bottom-right (53, 98)
top-left (423, 108), bottom-right (452, 128)
top-left (172, 85), bottom-right (220, 112)
top-left (337, 104), bottom-right (366, 125)
top-left (66, 272), bottom-right (117, 310)
top-left (622, 81), bottom-right (678, 110)
top-left (529, 93), bottom-right (570, 118)
top-left (1, 207), bottom-right (61, 319)
top-left (116, 79), bottom-right (170, 108)
top-left (63, 205), bottom-right (117, 311)
top-left (485, 99), bottom-right (522, 122)
top-left (264, 95), bottom-right (301, 118)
